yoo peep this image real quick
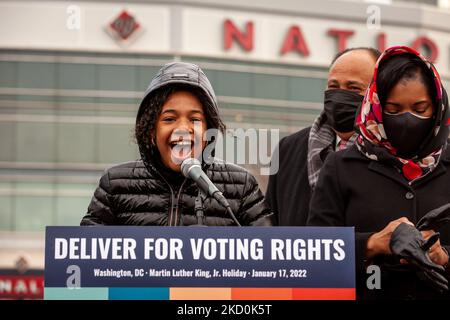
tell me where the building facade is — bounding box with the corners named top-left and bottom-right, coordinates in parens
top-left (0, 0), bottom-right (450, 274)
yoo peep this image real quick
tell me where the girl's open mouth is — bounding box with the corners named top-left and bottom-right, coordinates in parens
top-left (170, 139), bottom-right (194, 163)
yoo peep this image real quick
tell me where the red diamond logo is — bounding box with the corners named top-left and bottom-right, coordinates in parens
top-left (107, 10), bottom-right (142, 43)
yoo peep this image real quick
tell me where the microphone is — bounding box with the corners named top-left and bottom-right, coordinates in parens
top-left (181, 158), bottom-right (241, 226)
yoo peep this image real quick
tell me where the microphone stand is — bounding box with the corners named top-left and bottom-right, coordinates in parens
top-left (181, 158), bottom-right (242, 227)
top-left (226, 206), bottom-right (241, 227)
top-left (193, 189), bottom-right (241, 227)
top-left (194, 189), bottom-right (206, 226)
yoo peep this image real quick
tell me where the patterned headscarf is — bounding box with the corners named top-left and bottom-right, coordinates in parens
top-left (355, 46), bottom-right (449, 182)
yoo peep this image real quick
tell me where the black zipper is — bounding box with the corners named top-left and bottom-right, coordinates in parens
top-left (172, 179), bottom-right (187, 226)
top-left (167, 192), bottom-right (175, 226)
top-left (148, 164), bottom-right (187, 226)
top-left (149, 166), bottom-right (176, 226)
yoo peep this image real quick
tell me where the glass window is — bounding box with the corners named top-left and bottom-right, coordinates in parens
top-left (56, 196), bottom-right (93, 226)
top-left (0, 122), bottom-right (15, 162)
top-left (213, 70), bottom-right (251, 97)
top-left (137, 66), bottom-right (161, 91)
top-left (97, 65), bottom-right (137, 91)
top-left (16, 122), bottom-right (56, 162)
top-left (288, 77), bottom-right (326, 102)
top-left (57, 123), bottom-right (96, 163)
top-left (97, 124), bottom-right (139, 163)
top-left (252, 74), bottom-right (288, 100)
top-left (14, 195), bottom-right (53, 231)
top-left (58, 63), bottom-right (96, 90)
top-left (0, 196), bottom-right (13, 230)
top-left (17, 62), bottom-right (56, 89)
top-left (0, 61), bottom-right (17, 87)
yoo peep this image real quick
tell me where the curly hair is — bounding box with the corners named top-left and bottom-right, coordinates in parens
top-left (135, 83), bottom-right (226, 161)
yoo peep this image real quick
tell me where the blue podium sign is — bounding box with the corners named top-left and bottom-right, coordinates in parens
top-left (44, 226), bottom-right (355, 300)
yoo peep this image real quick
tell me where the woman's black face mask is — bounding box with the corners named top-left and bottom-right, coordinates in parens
top-left (383, 112), bottom-right (435, 159)
top-left (324, 89), bottom-right (364, 133)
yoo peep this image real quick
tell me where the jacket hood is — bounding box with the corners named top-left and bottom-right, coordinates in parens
top-left (136, 61), bottom-right (220, 172)
top-left (136, 61), bottom-right (219, 123)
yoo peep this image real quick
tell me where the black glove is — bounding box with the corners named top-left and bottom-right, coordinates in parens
top-left (416, 202), bottom-right (450, 231)
top-left (390, 222), bottom-right (448, 292)
top-left (418, 269), bottom-right (449, 292)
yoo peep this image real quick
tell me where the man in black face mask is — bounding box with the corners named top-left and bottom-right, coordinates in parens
top-left (266, 47), bottom-right (380, 226)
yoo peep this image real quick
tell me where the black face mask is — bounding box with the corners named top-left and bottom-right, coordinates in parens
top-left (383, 112), bottom-right (435, 159)
top-left (324, 89), bottom-right (364, 133)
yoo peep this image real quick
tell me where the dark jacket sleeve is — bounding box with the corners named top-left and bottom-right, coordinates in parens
top-left (264, 128), bottom-right (311, 226)
top-left (239, 171), bottom-right (276, 226)
top-left (307, 152), bottom-right (373, 273)
top-left (444, 245), bottom-right (450, 274)
top-left (265, 137), bottom-right (282, 220)
top-left (265, 169), bottom-right (278, 214)
top-left (80, 170), bottom-right (117, 225)
top-left (307, 152), bottom-right (345, 226)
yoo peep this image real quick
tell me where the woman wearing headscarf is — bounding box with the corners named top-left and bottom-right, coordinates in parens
top-left (307, 46), bottom-right (450, 299)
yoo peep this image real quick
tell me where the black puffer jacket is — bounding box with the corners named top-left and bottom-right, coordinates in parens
top-left (81, 61), bottom-right (274, 226)
top-left (81, 159), bottom-right (274, 226)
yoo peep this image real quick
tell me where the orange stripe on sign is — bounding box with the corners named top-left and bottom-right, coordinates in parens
top-left (231, 288), bottom-right (293, 300)
top-left (170, 287), bottom-right (231, 300)
top-left (292, 288), bottom-right (355, 300)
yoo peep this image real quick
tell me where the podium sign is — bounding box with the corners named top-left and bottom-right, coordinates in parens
top-left (44, 226), bottom-right (355, 300)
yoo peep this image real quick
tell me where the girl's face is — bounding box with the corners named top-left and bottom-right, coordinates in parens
top-left (383, 78), bottom-right (434, 117)
top-left (155, 90), bottom-right (207, 172)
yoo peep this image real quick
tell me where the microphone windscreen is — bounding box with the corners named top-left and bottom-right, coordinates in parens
top-left (181, 157), bottom-right (201, 178)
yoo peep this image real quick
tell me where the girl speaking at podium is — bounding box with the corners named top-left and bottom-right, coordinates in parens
top-left (81, 62), bottom-right (274, 227)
